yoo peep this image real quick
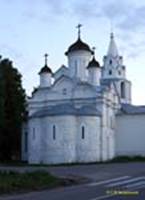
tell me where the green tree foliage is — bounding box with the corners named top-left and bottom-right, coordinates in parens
top-left (0, 57), bottom-right (26, 161)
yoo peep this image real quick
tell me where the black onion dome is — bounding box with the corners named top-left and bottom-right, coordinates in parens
top-left (87, 57), bottom-right (100, 69)
top-left (65, 38), bottom-right (93, 55)
top-left (39, 65), bottom-right (52, 74)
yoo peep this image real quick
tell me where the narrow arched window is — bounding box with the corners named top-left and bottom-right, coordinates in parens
top-left (82, 126), bottom-right (85, 139)
top-left (109, 70), bottom-right (112, 75)
top-left (75, 61), bottom-right (78, 76)
top-left (109, 60), bottom-right (112, 65)
top-left (32, 128), bottom-right (35, 140)
top-left (25, 132), bottom-right (28, 152)
top-left (63, 88), bottom-right (67, 95)
top-left (121, 82), bottom-right (125, 98)
top-left (53, 125), bottom-right (56, 140)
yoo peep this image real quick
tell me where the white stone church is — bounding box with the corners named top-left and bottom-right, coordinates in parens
top-left (22, 26), bottom-right (145, 164)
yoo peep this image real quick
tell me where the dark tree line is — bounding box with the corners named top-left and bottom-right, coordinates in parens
top-left (0, 57), bottom-right (26, 161)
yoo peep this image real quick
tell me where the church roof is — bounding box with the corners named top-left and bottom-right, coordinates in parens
top-left (30, 104), bottom-right (101, 118)
top-left (87, 57), bottom-right (100, 69)
top-left (65, 38), bottom-right (93, 55)
top-left (101, 78), bottom-right (121, 85)
top-left (39, 65), bottom-right (52, 74)
top-left (53, 65), bottom-right (69, 80)
top-left (39, 54), bottom-right (53, 74)
top-left (119, 104), bottom-right (145, 115)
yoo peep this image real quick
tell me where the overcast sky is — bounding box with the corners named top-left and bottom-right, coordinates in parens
top-left (1, 0), bottom-right (145, 104)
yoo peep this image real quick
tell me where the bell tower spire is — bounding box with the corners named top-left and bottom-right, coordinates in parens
top-left (107, 32), bottom-right (119, 57)
top-left (103, 32), bottom-right (121, 72)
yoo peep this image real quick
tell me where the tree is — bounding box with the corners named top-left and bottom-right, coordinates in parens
top-left (0, 57), bottom-right (26, 161)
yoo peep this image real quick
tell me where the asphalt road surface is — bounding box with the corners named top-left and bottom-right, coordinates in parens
top-left (0, 162), bottom-right (145, 200)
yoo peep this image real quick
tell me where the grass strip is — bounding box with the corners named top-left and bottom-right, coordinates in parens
top-left (0, 171), bottom-right (62, 194)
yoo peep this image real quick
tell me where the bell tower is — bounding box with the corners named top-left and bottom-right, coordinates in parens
top-left (102, 33), bottom-right (132, 104)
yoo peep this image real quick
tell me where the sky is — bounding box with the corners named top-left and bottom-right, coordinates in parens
top-left (0, 0), bottom-right (145, 105)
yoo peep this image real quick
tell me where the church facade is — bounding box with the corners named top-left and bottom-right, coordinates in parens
top-left (22, 27), bottom-right (145, 164)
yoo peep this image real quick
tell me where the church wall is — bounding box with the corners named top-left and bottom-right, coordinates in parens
top-left (96, 90), bottom-right (116, 161)
top-left (21, 123), bottom-right (28, 161)
top-left (28, 116), bottom-right (77, 164)
top-left (101, 105), bottom-right (116, 161)
top-left (107, 105), bottom-right (116, 160)
top-left (76, 116), bottom-right (101, 162)
top-left (28, 115), bottom-right (102, 164)
top-left (73, 86), bottom-right (96, 99)
top-left (116, 114), bottom-right (145, 156)
top-left (28, 118), bottom-right (42, 163)
top-left (88, 67), bottom-right (101, 86)
top-left (40, 73), bottom-right (51, 88)
top-left (52, 78), bottom-right (73, 97)
top-left (124, 81), bottom-right (132, 104)
top-left (42, 115), bottom-right (77, 164)
top-left (100, 102), bottom-right (108, 161)
top-left (28, 78), bottom-right (75, 115)
top-left (68, 51), bottom-right (91, 81)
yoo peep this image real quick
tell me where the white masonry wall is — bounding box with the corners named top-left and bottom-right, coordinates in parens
top-left (96, 88), bottom-right (117, 162)
top-left (28, 115), bottom-right (101, 164)
top-left (68, 51), bottom-right (92, 81)
top-left (28, 118), bottom-right (42, 164)
top-left (28, 115), bottom-right (76, 164)
top-left (42, 115), bottom-right (77, 164)
top-left (21, 123), bottom-right (28, 161)
top-left (88, 67), bottom-right (101, 86)
top-left (76, 116), bottom-right (101, 162)
top-left (40, 73), bottom-right (52, 88)
top-left (116, 114), bottom-right (145, 156)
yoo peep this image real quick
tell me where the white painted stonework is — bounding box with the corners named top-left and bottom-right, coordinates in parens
top-left (22, 32), bottom-right (145, 164)
top-left (39, 73), bottom-right (52, 88)
top-left (88, 67), bottom-right (101, 86)
top-left (116, 114), bottom-right (145, 156)
top-left (68, 50), bottom-right (92, 81)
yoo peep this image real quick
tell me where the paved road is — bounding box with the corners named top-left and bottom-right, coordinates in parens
top-left (0, 162), bottom-right (145, 200)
